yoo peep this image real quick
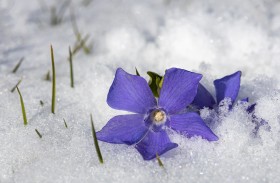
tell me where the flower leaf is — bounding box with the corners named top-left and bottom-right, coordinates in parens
top-left (147, 71), bottom-right (163, 98)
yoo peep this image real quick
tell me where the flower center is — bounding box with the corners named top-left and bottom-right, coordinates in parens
top-left (152, 110), bottom-right (166, 124)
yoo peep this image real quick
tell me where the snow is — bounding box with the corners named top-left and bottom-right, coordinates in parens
top-left (1, 0), bottom-right (280, 182)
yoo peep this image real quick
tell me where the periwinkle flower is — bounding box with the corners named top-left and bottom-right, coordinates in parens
top-left (193, 70), bottom-right (256, 114)
top-left (192, 71), bottom-right (267, 132)
top-left (97, 68), bottom-right (218, 160)
top-left (192, 71), bottom-right (242, 109)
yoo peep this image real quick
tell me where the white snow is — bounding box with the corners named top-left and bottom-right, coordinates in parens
top-left (1, 0), bottom-right (280, 182)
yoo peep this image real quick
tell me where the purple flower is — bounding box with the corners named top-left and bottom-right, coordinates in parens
top-left (192, 70), bottom-right (256, 113)
top-left (192, 71), bottom-right (242, 109)
top-left (192, 71), bottom-right (268, 133)
top-left (97, 68), bottom-right (218, 160)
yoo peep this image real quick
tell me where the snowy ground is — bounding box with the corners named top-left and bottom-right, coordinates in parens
top-left (1, 0), bottom-right (280, 182)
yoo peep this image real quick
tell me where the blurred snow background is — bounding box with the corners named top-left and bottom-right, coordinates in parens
top-left (1, 0), bottom-right (280, 182)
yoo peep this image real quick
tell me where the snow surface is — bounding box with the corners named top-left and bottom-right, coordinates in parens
top-left (1, 0), bottom-right (280, 182)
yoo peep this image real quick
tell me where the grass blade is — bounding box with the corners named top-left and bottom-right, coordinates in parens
top-left (50, 45), bottom-right (56, 114)
top-left (72, 34), bottom-right (90, 56)
top-left (50, 0), bottom-right (71, 26)
top-left (69, 46), bottom-right (74, 88)
top-left (70, 10), bottom-right (81, 41)
top-left (57, 0), bottom-right (71, 21)
top-left (16, 86), bottom-right (27, 126)
top-left (12, 57), bottom-right (24, 73)
top-left (35, 129), bottom-right (42, 138)
top-left (11, 79), bottom-right (22, 93)
top-left (135, 67), bottom-right (140, 76)
top-left (156, 153), bottom-right (164, 167)
top-left (70, 11), bottom-right (91, 54)
top-left (63, 118), bottom-right (68, 128)
top-left (45, 70), bottom-right (51, 81)
top-left (90, 114), bottom-right (103, 164)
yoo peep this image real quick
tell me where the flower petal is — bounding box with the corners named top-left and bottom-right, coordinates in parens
top-left (241, 97), bottom-right (249, 102)
top-left (170, 112), bottom-right (218, 141)
top-left (97, 114), bottom-right (148, 145)
top-left (192, 83), bottom-right (216, 109)
top-left (214, 71), bottom-right (241, 104)
top-left (135, 130), bottom-right (178, 160)
top-left (158, 68), bottom-right (202, 114)
top-left (107, 68), bottom-right (157, 114)
top-left (247, 103), bottom-right (256, 114)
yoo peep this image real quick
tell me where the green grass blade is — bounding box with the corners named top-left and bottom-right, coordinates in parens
top-left (57, 0), bottom-right (71, 21)
top-left (12, 57), bottom-right (24, 73)
top-left (63, 118), bottom-right (68, 128)
top-left (90, 114), bottom-right (104, 164)
top-left (50, 45), bottom-right (56, 114)
top-left (156, 153), bottom-right (164, 167)
top-left (69, 46), bottom-right (74, 88)
top-left (16, 86), bottom-right (27, 126)
top-left (70, 10), bottom-right (81, 41)
top-left (11, 79), bottom-right (22, 93)
top-left (50, 0), bottom-right (70, 26)
top-left (50, 7), bottom-right (59, 25)
top-left (45, 70), bottom-right (51, 81)
top-left (72, 34), bottom-right (90, 56)
top-left (70, 11), bottom-right (91, 54)
top-left (135, 67), bottom-right (140, 76)
top-left (35, 129), bottom-right (42, 138)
